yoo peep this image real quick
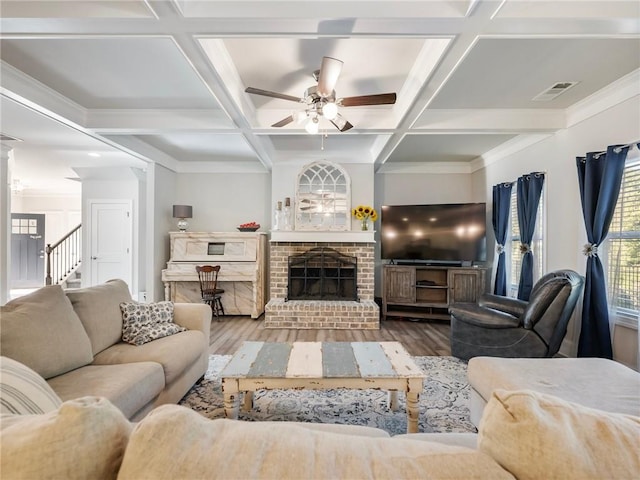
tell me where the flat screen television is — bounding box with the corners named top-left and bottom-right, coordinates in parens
top-left (380, 203), bottom-right (487, 264)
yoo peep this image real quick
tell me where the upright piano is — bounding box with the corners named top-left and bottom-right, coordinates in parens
top-left (161, 232), bottom-right (268, 318)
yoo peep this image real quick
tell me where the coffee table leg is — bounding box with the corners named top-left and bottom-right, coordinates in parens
top-left (406, 391), bottom-right (420, 433)
top-left (388, 390), bottom-right (399, 411)
top-left (406, 378), bottom-right (423, 433)
top-left (222, 378), bottom-right (240, 419)
top-left (242, 391), bottom-right (254, 411)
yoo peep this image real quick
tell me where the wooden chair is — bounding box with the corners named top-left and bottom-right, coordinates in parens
top-left (195, 265), bottom-right (225, 320)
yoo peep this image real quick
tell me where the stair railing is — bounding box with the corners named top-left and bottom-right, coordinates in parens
top-left (45, 224), bottom-right (82, 285)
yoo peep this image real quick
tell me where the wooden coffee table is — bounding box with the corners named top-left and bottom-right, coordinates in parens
top-left (220, 341), bottom-right (425, 433)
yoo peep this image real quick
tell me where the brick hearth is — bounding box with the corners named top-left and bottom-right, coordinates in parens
top-left (266, 241), bottom-right (379, 329)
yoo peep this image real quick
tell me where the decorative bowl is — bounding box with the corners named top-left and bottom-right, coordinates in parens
top-left (237, 226), bottom-right (260, 232)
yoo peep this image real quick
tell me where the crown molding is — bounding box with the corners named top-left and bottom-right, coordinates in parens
top-left (469, 133), bottom-right (553, 172)
top-left (566, 68), bottom-right (640, 128)
top-left (377, 161), bottom-right (472, 174)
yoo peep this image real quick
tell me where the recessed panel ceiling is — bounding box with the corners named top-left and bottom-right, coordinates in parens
top-left (0, 0), bottom-right (154, 18)
top-left (1, 38), bottom-right (221, 109)
top-left (430, 38), bottom-right (640, 109)
top-left (494, 0), bottom-right (640, 18)
top-left (178, 0), bottom-right (473, 18)
top-left (388, 134), bottom-right (517, 163)
top-left (268, 134), bottom-right (378, 153)
top-left (224, 38), bottom-right (426, 109)
top-left (137, 133), bottom-right (257, 162)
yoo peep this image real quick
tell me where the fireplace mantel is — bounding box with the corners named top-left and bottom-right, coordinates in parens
top-left (270, 231), bottom-right (375, 243)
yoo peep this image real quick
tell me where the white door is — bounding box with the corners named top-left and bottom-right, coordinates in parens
top-left (90, 201), bottom-right (132, 286)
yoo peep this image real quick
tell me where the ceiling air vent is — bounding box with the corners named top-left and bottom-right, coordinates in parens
top-left (532, 82), bottom-right (579, 102)
top-left (0, 133), bottom-right (23, 142)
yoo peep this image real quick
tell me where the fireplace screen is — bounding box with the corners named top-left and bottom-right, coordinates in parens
top-left (287, 247), bottom-right (358, 301)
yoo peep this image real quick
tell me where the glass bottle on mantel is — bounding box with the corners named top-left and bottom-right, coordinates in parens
top-left (283, 197), bottom-right (293, 231)
top-left (273, 201), bottom-right (282, 231)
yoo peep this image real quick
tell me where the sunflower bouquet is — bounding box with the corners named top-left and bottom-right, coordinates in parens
top-left (352, 205), bottom-right (378, 231)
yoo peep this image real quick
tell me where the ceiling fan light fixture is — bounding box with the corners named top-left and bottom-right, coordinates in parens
top-left (295, 111), bottom-right (308, 124)
top-left (305, 116), bottom-right (320, 134)
top-left (322, 102), bottom-right (338, 120)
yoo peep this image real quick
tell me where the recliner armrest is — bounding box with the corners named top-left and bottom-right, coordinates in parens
top-left (449, 304), bottom-right (522, 329)
top-left (478, 294), bottom-right (527, 317)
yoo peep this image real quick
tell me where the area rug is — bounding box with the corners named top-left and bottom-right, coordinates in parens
top-left (179, 355), bottom-right (476, 436)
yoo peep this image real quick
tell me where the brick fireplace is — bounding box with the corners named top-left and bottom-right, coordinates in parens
top-left (265, 234), bottom-right (379, 329)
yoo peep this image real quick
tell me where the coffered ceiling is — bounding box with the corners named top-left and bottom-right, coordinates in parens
top-left (1, 0), bottom-right (639, 194)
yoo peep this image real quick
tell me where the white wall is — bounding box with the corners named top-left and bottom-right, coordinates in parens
top-left (372, 171), bottom-right (476, 296)
top-left (175, 172), bottom-right (271, 232)
top-left (473, 94), bottom-right (640, 359)
top-left (149, 164), bottom-right (176, 302)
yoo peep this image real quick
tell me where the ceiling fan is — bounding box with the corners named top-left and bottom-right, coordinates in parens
top-left (244, 56), bottom-right (397, 133)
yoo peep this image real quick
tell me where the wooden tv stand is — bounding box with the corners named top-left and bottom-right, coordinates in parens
top-left (382, 264), bottom-right (487, 321)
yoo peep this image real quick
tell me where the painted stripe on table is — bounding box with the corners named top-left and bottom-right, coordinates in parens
top-left (322, 342), bottom-right (360, 377)
top-left (247, 342), bottom-right (293, 377)
top-left (351, 342), bottom-right (397, 377)
top-left (220, 341), bottom-right (264, 377)
top-left (380, 342), bottom-right (425, 377)
top-left (286, 342), bottom-right (323, 378)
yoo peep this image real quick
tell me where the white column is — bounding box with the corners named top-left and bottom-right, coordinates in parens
top-left (0, 145), bottom-right (13, 304)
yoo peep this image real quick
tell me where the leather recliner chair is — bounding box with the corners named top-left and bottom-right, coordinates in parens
top-left (449, 270), bottom-right (584, 361)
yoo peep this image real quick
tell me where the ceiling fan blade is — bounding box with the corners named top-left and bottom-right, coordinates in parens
top-left (340, 92), bottom-right (397, 107)
top-left (330, 113), bottom-right (353, 132)
top-left (271, 115), bottom-right (295, 128)
top-left (245, 87), bottom-right (301, 103)
top-left (317, 56), bottom-right (343, 97)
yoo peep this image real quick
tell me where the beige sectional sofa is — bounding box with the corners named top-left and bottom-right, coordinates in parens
top-left (0, 279), bottom-right (211, 420)
top-left (467, 356), bottom-right (640, 426)
top-left (1, 383), bottom-right (638, 479)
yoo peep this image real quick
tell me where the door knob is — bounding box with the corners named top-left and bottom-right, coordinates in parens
top-left (91, 256), bottom-right (98, 260)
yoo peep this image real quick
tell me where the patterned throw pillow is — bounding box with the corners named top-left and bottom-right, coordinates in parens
top-left (119, 301), bottom-right (186, 346)
top-left (0, 356), bottom-right (62, 414)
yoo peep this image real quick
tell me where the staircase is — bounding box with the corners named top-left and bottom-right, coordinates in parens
top-left (65, 270), bottom-right (82, 289)
top-left (45, 224), bottom-right (82, 286)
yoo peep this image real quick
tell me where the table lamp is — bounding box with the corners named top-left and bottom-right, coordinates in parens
top-left (172, 205), bottom-right (193, 232)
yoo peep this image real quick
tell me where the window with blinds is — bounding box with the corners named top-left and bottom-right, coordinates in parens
top-left (607, 155), bottom-right (640, 323)
top-left (508, 189), bottom-right (545, 298)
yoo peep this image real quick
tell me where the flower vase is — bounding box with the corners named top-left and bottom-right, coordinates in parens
top-left (361, 218), bottom-right (369, 231)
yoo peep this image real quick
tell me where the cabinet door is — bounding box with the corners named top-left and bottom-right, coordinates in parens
top-left (384, 266), bottom-right (416, 303)
top-left (449, 269), bottom-right (485, 303)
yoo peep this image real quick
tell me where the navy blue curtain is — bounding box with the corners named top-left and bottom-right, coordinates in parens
top-left (516, 172), bottom-right (545, 300)
top-left (492, 183), bottom-right (513, 295)
top-left (576, 145), bottom-right (629, 358)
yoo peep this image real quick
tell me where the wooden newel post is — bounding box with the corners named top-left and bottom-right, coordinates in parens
top-left (45, 244), bottom-right (53, 285)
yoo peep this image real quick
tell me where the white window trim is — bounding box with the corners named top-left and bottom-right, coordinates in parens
top-left (605, 152), bottom-right (640, 330)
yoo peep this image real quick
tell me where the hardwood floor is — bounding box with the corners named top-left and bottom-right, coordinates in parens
top-left (209, 316), bottom-right (452, 357)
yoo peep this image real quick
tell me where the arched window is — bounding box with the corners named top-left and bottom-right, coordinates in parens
top-left (295, 161), bottom-right (351, 231)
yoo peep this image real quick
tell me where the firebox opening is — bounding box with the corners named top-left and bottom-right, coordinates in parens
top-left (287, 247), bottom-right (358, 301)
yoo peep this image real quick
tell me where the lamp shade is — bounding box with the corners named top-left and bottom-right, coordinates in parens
top-left (172, 205), bottom-right (192, 219)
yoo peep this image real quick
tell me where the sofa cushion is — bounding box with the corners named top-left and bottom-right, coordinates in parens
top-left (118, 405), bottom-right (514, 480)
top-left (0, 356), bottom-right (62, 414)
top-left (120, 301), bottom-right (186, 346)
top-left (47, 362), bottom-right (165, 420)
top-left (0, 396), bottom-right (132, 480)
top-left (66, 279), bottom-right (132, 355)
top-left (0, 285), bottom-right (93, 379)
top-left (92, 330), bottom-right (205, 384)
top-left (478, 389), bottom-right (640, 480)
top-left (468, 356), bottom-right (640, 417)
